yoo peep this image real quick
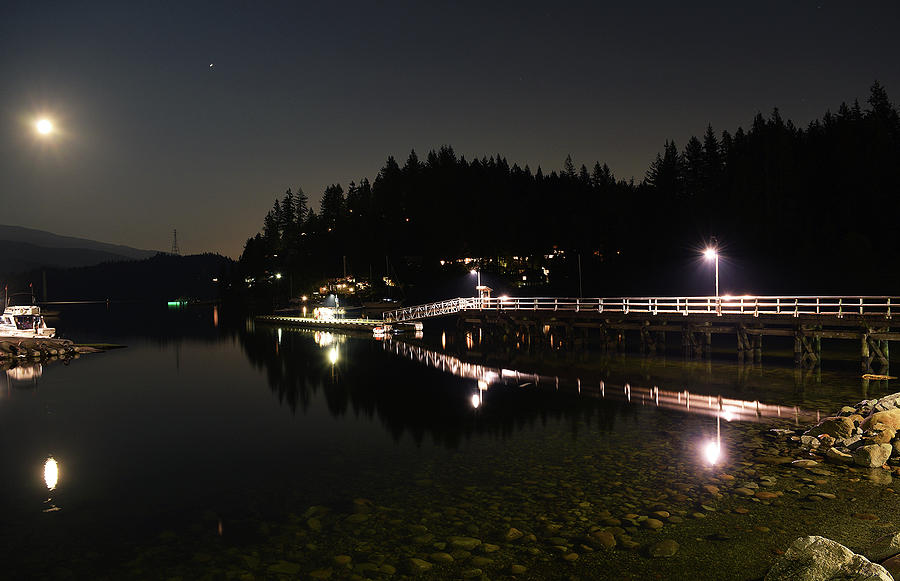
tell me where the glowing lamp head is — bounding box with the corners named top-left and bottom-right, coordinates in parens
top-left (470, 269), bottom-right (477, 275)
top-left (704, 247), bottom-right (717, 261)
top-left (36, 119), bottom-right (53, 135)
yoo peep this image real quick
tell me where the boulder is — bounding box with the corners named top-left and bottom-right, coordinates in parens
top-left (800, 435), bottom-right (821, 450)
top-left (863, 409), bottom-right (900, 431)
top-left (765, 536), bottom-right (892, 581)
top-left (805, 417), bottom-right (855, 439)
top-left (868, 427), bottom-right (896, 444)
top-left (867, 532), bottom-right (900, 562)
top-left (825, 447), bottom-right (854, 465)
top-left (853, 444), bottom-right (893, 468)
top-left (873, 393), bottom-right (900, 413)
top-left (881, 554), bottom-right (900, 579)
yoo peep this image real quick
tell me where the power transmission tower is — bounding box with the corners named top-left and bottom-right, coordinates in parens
top-left (171, 229), bottom-right (180, 255)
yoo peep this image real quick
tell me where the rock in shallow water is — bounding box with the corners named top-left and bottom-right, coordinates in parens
top-left (867, 531), bottom-right (900, 562)
top-left (649, 539), bottom-right (679, 558)
top-left (806, 417), bottom-right (855, 439)
top-left (765, 536), bottom-right (892, 581)
top-left (852, 443), bottom-right (893, 468)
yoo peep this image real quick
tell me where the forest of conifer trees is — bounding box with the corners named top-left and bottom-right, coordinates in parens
top-left (238, 82), bottom-right (900, 302)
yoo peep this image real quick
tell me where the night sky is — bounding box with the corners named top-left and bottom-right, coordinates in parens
top-left (2, 1), bottom-right (898, 258)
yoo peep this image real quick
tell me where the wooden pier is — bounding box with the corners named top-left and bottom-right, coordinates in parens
top-left (384, 296), bottom-right (898, 372)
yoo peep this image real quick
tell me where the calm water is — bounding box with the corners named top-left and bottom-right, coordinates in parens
top-left (1, 304), bottom-right (897, 580)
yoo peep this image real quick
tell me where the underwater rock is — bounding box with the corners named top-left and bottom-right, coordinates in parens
top-left (867, 532), bottom-right (900, 562)
top-left (649, 539), bottom-right (679, 558)
top-left (408, 558), bottom-right (432, 573)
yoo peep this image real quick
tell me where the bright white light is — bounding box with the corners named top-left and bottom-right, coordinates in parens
top-left (36, 119), bottom-right (53, 135)
top-left (703, 441), bottom-right (721, 465)
top-left (722, 407), bottom-right (737, 422)
top-left (704, 247), bottom-right (717, 260)
top-left (470, 269), bottom-right (477, 275)
top-left (328, 347), bottom-right (339, 365)
top-left (44, 457), bottom-right (59, 490)
top-left (477, 379), bottom-right (488, 390)
top-left (275, 273), bottom-right (282, 279)
top-left (471, 394), bottom-right (481, 408)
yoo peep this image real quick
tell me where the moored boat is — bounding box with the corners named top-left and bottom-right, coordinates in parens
top-left (1, 305), bottom-right (56, 339)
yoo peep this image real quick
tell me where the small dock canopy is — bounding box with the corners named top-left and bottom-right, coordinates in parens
top-left (476, 285), bottom-right (493, 300)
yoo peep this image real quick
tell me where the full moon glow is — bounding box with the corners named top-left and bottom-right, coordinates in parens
top-left (36, 119), bottom-right (53, 134)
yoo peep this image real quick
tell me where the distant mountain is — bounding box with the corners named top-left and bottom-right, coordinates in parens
top-left (7, 253), bottom-right (234, 302)
top-left (0, 225), bottom-right (159, 275)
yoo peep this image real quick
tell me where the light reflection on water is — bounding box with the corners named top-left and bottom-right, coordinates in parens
top-left (44, 457), bottom-right (58, 490)
top-left (380, 336), bottom-right (819, 424)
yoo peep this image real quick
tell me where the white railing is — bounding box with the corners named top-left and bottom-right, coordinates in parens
top-left (384, 296), bottom-right (897, 323)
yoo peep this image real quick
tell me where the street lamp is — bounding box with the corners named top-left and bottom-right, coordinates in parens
top-left (470, 268), bottom-right (480, 294)
top-left (703, 244), bottom-right (719, 298)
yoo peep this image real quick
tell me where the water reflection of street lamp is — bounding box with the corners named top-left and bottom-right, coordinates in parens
top-left (44, 457), bottom-right (59, 490)
top-left (703, 402), bottom-right (734, 465)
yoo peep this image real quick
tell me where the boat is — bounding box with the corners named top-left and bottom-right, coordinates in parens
top-left (1, 304), bottom-right (56, 339)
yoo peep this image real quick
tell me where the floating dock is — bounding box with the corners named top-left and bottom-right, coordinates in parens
top-left (1, 337), bottom-right (77, 359)
top-left (254, 315), bottom-right (422, 333)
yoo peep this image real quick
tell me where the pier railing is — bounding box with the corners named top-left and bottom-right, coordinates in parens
top-left (383, 296), bottom-right (897, 323)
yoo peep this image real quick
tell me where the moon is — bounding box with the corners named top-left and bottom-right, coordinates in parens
top-left (36, 119), bottom-right (53, 135)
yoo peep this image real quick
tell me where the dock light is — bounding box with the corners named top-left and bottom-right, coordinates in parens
top-left (275, 273), bottom-right (282, 279)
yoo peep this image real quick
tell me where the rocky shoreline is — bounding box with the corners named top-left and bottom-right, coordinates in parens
top-left (765, 391), bottom-right (900, 580)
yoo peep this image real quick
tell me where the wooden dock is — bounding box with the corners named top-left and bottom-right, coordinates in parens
top-left (383, 296), bottom-right (897, 371)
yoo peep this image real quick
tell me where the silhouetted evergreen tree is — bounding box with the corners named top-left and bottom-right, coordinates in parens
top-left (237, 81), bottom-right (900, 301)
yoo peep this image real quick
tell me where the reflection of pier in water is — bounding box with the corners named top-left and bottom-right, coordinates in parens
top-left (383, 338), bottom-right (821, 425)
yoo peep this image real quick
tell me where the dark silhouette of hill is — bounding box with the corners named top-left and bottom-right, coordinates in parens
top-left (6, 253), bottom-right (234, 302)
top-left (0, 240), bottom-right (143, 275)
top-left (0, 224), bottom-right (158, 275)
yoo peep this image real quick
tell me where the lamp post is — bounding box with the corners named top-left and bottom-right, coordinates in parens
top-left (470, 268), bottom-right (480, 295)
